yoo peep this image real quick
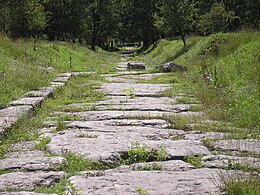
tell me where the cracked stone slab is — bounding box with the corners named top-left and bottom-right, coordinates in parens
top-left (117, 160), bottom-right (195, 172)
top-left (105, 76), bottom-right (136, 83)
top-left (0, 106), bottom-right (33, 130)
top-left (24, 87), bottom-right (54, 98)
top-left (67, 119), bottom-right (169, 129)
top-left (57, 110), bottom-right (203, 121)
top-left (213, 139), bottom-right (260, 155)
top-left (47, 129), bottom-right (210, 162)
top-left (0, 150), bottom-right (65, 171)
top-left (0, 171), bottom-right (65, 191)
top-left (0, 192), bottom-right (57, 195)
top-left (69, 168), bottom-right (225, 195)
top-left (100, 83), bottom-right (171, 97)
top-left (184, 132), bottom-right (231, 140)
top-left (202, 155), bottom-right (260, 169)
top-left (54, 76), bottom-right (70, 82)
top-left (120, 73), bottom-right (167, 81)
top-left (7, 141), bottom-right (39, 152)
top-left (10, 97), bottom-right (44, 107)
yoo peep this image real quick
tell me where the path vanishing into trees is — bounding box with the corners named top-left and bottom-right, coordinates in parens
top-left (0, 54), bottom-right (259, 194)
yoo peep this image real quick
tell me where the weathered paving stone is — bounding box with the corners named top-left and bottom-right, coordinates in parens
top-left (213, 139), bottom-right (260, 155)
top-left (7, 141), bottom-right (39, 152)
top-left (202, 155), bottom-right (260, 169)
top-left (54, 76), bottom-right (70, 82)
top-left (58, 110), bottom-right (203, 121)
top-left (117, 160), bottom-right (195, 172)
top-left (47, 129), bottom-right (210, 162)
top-left (67, 119), bottom-right (169, 129)
top-left (0, 171), bottom-right (65, 191)
top-left (69, 168), bottom-right (226, 195)
top-left (100, 83), bottom-right (171, 97)
top-left (10, 97), bottom-right (45, 107)
top-left (184, 132), bottom-right (231, 140)
top-left (0, 150), bottom-right (65, 171)
top-left (0, 106), bottom-right (33, 130)
top-left (24, 87), bottom-right (54, 98)
top-left (50, 82), bottom-right (65, 88)
top-left (0, 192), bottom-right (57, 195)
top-left (127, 62), bottom-right (146, 70)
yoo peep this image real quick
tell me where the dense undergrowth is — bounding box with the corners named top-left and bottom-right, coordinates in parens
top-left (0, 34), bottom-right (119, 108)
top-left (139, 31), bottom-right (260, 130)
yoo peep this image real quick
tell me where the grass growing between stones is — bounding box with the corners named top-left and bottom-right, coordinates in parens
top-left (61, 153), bottom-right (116, 177)
top-left (33, 138), bottom-right (51, 151)
top-left (184, 156), bottom-right (203, 168)
top-left (121, 144), bottom-right (168, 165)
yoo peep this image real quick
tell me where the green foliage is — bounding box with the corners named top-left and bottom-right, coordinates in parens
top-left (142, 31), bottom-right (260, 130)
top-left (122, 144), bottom-right (168, 165)
top-left (0, 34), bottom-right (117, 108)
top-left (34, 137), bottom-right (51, 151)
top-left (35, 179), bottom-right (68, 195)
top-left (136, 188), bottom-right (149, 195)
top-left (198, 3), bottom-right (238, 35)
top-left (219, 172), bottom-right (260, 195)
top-left (134, 163), bottom-right (163, 171)
top-left (61, 153), bottom-right (115, 176)
top-left (185, 156), bottom-right (203, 168)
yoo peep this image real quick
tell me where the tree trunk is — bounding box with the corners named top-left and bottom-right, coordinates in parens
top-left (180, 29), bottom-right (186, 46)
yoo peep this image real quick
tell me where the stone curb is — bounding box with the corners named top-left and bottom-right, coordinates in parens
top-left (0, 72), bottom-right (91, 134)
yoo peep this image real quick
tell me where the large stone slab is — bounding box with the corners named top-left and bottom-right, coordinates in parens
top-left (11, 97), bottom-right (44, 107)
top-left (100, 83), bottom-right (171, 97)
top-left (0, 171), bottom-right (65, 191)
top-left (0, 106), bottom-right (33, 130)
top-left (69, 168), bottom-right (225, 195)
top-left (184, 132), bottom-right (231, 141)
top-left (24, 87), bottom-right (54, 98)
top-left (202, 155), bottom-right (260, 169)
top-left (117, 160), bottom-right (195, 172)
top-left (0, 192), bottom-right (57, 195)
top-left (47, 129), bottom-right (210, 162)
top-left (213, 139), bottom-right (260, 155)
top-left (127, 62), bottom-right (146, 70)
top-left (0, 150), bottom-right (65, 171)
top-left (156, 62), bottom-right (188, 72)
top-left (67, 119), bottom-right (169, 129)
top-left (57, 110), bottom-right (202, 121)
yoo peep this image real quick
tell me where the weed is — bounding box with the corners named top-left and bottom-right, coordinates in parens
top-left (77, 133), bottom-right (98, 138)
top-left (33, 137), bottom-right (51, 151)
top-left (60, 153), bottom-right (115, 176)
top-left (184, 156), bottom-right (203, 168)
top-left (122, 87), bottom-right (136, 99)
top-left (170, 135), bottom-right (185, 140)
top-left (217, 171), bottom-right (260, 195)
top-left (122, 144), bottom-right (168, 165)
top-left (0, 168), bottom-right (12, 175)
top-left (136, 188), bottom-right (149, 195)
top-left (35, 179), bottom-right (68, 195)
top-left (56, 116), bottom-right (66, 132)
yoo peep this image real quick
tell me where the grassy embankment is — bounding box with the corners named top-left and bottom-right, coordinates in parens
top-left (138, 31), bottom-right (260, 131)
top-left (136, 31), bottom-right (260, 195)
top-left (0, 34), bottom-right (119, 108)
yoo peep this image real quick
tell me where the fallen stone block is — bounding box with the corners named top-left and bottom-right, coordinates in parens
top-left (127, 62), bottom-right (146, 70)
top-left (156, 62), bottom-right (188, 72)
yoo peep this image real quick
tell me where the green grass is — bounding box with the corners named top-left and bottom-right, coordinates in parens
top-left (33, 137), bottom-right (51, 151)
top-left (138, 31), bottom-right (260, 130)
top-left (184, 156), bottom-right (203, 168)
top-left (0, 74), bottom-right (106, 156)
top-left (0, 33), bottom-right (119, 108)
top-left (122, 144), bottom-right (168, 165)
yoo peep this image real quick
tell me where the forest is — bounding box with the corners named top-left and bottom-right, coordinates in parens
top-left (0, 0), bottom-right (259, 49)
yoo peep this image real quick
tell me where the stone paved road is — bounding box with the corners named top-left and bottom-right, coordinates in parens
top-left (0, 61), bottom-right (259, 194)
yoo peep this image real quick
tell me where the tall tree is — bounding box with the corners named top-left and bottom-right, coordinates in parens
top-left (155, 0), bottom-right (192, 45)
